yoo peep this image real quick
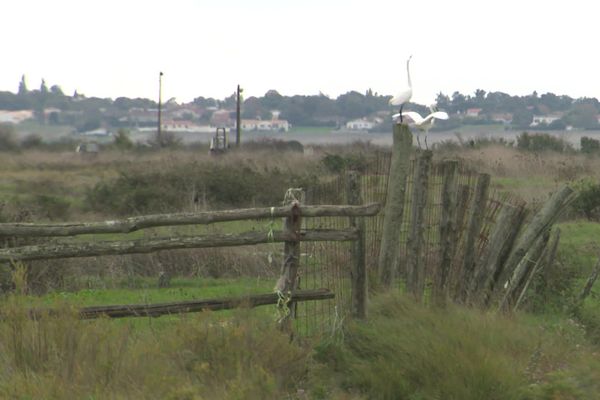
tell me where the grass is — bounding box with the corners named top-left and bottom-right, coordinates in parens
top-left (2, 290), bottom-right (599, 399)
top-left (309, 292), bottom-right (600, 400)
top-left (557, 220), bottom-right (600, 273)
top-left (29, 276), bottom-right (274, 308)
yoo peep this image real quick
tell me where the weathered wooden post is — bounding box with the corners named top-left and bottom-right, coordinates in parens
top-left (456, 173), bottom-right (490, 302)
top-left (274, 189), bottom-right (304, 332)
top-left (406, 150), bottom-right (432, 301)
top-left (498, 185), bottom-right (575, 311)
top-left (511, 229), bottom-right (551, 311)
top-left (346, 170), bottom-right (367, 318)
top-left (377, 123), bottom-right (412, 288)
top-left (579, 255), bottom-right (600, 303)
top-left (433, 160), bottom-right (458, 306)
top-left (468, 204), bottom-right (526, 307)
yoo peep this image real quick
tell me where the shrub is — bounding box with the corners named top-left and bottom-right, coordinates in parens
top-left (580, 136), bottom-right (600, 154)
top-left (570, 178), bottom-right (600, 221)
top-left (321, 152), bottom-right (368, 173)
top-left (85, 160), bottom-right (318, 215)
top-left (517, 132), bottom-right (572, 153)
top-left (0, 124), bottom-right (17, 151)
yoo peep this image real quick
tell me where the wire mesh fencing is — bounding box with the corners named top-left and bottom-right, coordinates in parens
top-left (294, 151), bottom-right (527, 336)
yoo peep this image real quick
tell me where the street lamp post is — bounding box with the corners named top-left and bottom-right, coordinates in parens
top-left (236, 84), bottom-right (243, 147)
top-left (157, 71), bottom-right (164, 147)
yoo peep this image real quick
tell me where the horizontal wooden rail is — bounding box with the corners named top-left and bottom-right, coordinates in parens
top-left (28, 288), bottom-right (335, 319)
top-left (0, 203), bottom-right (381, 238)
top-left (0, 228), bottom-right (359, 261)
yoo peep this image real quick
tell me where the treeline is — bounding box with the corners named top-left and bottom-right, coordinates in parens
top-left (2, 75), bottom-right (600, 131)
top-left (436, 90), bottom-right (600, 130)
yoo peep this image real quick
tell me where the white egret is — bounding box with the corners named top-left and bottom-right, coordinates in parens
top-left (389, 55), bottom-right (413, 123)
top-left (396, 105), bottom-right (449, 149)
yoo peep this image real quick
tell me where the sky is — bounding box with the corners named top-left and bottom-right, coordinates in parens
top-left (3, 0), bottom-right (599, 105)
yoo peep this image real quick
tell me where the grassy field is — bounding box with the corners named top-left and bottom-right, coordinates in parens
top-left (1, 143), bottom-right (600, 398)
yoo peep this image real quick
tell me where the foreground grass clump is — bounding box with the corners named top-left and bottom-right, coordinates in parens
top-left (2, 288), bottom-right (600, 399)
top-left (310, 292), bottom-right (600, 400)
top-left (0, 295), bottom-right (309, 399)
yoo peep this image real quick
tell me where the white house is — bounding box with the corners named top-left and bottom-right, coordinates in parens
top-left (0, 110), bottom-right (34, 124)
top-left (465, 108), bottom-right (482, 118)
top-left (240, 117), bottom-right (290, 132)
top-left (531, 114), bottom-right (562, 126)
top-left (490, 113), bottom-right (513, 124)
top-left (346, 118), bottom-right (376, 131)
top-left (161, 120), bottom-right (211, 133)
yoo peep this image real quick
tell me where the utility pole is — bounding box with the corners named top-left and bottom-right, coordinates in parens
top-left (157, 71), bottom-right (164, 147)
top-left (236, 84), bottom-right (242, 147)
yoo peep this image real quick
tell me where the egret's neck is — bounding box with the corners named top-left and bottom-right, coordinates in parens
top-left (407, 58), bottom-right (412, 88)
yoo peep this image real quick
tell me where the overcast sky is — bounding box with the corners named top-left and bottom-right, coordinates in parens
top-left (3, 0), bottom-right (599, 104)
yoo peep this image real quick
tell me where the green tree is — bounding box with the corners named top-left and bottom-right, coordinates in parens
top-left (18, 74), bottom-right (28, 96)
top-left (113, 129), bottom-right (133, 150)
top-left (512, 109), bottom-right (533, 128)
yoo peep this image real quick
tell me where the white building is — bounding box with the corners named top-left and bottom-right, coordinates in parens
top-left (346, 118), bottom-right (376, 131)
top-left (0, 110), bottom-right (34, 124)
top-left (531, 114), bottom-right (562, 126)
top-left (241, 117), bottom-right (290, 132)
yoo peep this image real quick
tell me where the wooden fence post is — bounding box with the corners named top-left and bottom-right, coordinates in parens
top-left (579, 255), bottom-right (600, 303)
top-left (346, 170), bottom-right (367, 319)
top-left (456, 173), bottom-right (490, 302)
top-left (512, 229), bottom-right (551, 311)
top-left (377, 123), bottom-right (412, 288)
top-left (274, 189), bottom-right (304, 332)
top-left (448, 184), bottom-right (471, 293)
top-left (468, 204), bottom-right (526, 307)
top-left (499, 185), bottom-right (575, 311)
top-left (433, 160), bottom-right (458, 306)
top-left (407, 150), bottom-right (432, 301)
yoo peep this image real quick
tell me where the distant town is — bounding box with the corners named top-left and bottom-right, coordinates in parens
top-left (1, 76), bottom-right (599, 142)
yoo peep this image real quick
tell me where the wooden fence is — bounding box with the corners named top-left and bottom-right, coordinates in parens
top-left (1, 197), bottom-right (381, 330)
top-left (377, 123), bottom-right (576, 312)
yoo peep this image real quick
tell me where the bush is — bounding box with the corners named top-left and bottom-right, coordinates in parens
top-left (0, 124), bottom-right (17, 151)
top-left (517, 132), bottom-right (572, 153)
top-left (321, 152), bottom-right (368, 173)
top-left (580, 136), bottom-right (600, 154)
top-left (570, 179), bottom-right (600, 221)
top-left (85, 160), bottom-right (318, 215)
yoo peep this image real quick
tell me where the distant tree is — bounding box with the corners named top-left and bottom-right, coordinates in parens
top-left (113, 129), bottom-right (133, 150)
top-left (40, 79), bottom-right (49, 95)
top-left (50, 85), bottom-right (64, 96)
top-left (566, 103), bottom-right (598, 129)
top-left (18, 75), bottom-right (28, 96)
top-left (436, 92), bottom-right (451, 111)
top-left (451, 91), bottom-right (468, 113)
top-left (512, 109), bottom-right (533, 128)
top-left (474, 89), bottom-right (486, 101)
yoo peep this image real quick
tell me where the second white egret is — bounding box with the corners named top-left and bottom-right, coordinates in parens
top-left (396, 106), bottom-right (449, 149)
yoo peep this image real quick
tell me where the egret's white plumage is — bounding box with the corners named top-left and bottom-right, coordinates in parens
top-left (390, 55), bottom-right (413, 122)
top-left (396, 106), bottom-right (449, 148)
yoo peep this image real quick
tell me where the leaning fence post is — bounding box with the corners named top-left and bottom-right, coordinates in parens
top-left (346, 170), bottom-right (367, 319)
top-left (469, 204), bottom-right (525, 307)
top-left (456, 173), bottom-right (490, 303)
top-left (274, 189), bottom-right (304, 333)
top-left (499, 185), bottom-right (575, 312)
top-left (433, 160), bottom-right (458, 306)
top-left (406, 150), bottom-right (432, 301)
top-left (377, 123), bottom-right (412, 288)
top-left (513, 229), bottom-right (552, 311)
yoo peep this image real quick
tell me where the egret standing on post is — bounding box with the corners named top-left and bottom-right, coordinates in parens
top-left (397, 105), bottom-right (449, 149)
top-left (390, 55), bottom-right (413, 123)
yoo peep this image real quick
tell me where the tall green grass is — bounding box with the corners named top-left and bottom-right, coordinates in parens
top-left (309, 292), bottom-right (600, 400)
